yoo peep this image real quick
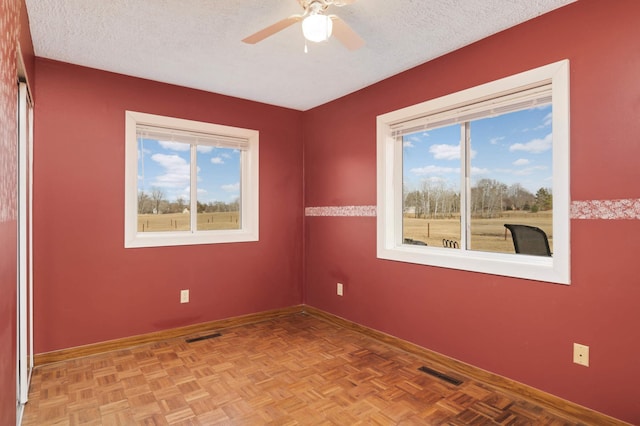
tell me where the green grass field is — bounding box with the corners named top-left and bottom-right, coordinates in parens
top-left (138, 212), bottom-right (240, 232)
top-left (403, 211), bottom-right (552, 254)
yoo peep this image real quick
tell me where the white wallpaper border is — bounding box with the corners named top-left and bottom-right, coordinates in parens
top-left (305, 200), bottom-right (640, 220)
top-left (570, 198), bottom-right (640, 220)
top-left (305, 205), bottom-right (377, 217)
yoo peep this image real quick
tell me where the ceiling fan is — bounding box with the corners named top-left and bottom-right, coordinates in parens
top-left (242, 0), bottom-right (364, 51)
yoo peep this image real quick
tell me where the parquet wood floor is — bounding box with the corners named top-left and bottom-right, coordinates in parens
top-left (22, 313), bottom-right (590, 425)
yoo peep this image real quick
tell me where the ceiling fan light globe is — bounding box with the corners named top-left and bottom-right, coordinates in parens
top-left (302, 14), bottom-right (333, 42)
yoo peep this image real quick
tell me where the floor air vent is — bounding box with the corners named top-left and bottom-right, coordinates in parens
top-left (418, 366), bottom-right (463, 386)
top-left (186, 332), bottom-right (222, 343)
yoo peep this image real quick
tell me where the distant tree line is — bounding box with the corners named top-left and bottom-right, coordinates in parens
top-left (404, 179), bottom-right (552, 219)
top-left (138, 188), bottom-right (239, 214)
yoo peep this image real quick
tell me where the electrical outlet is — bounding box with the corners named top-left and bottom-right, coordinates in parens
top-left (337, 283), bottom-right (344, 296)
top-left (573, 343), bottom-right (589, 367)
top-left (180, 289), bottom-right (189, 304)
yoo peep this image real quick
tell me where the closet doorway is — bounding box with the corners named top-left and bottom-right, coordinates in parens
top-left (16, 78), bottom-right (34, 424)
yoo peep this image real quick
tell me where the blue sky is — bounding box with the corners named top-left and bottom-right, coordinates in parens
top-left (403, 104), bottom-right (553, 194)
top-left (137, 139), bottom-right (240, 203)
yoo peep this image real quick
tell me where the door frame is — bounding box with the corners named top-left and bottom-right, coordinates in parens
top-left (16, 78), bottom-right (34, 423)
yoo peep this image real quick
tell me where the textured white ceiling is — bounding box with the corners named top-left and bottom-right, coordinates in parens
top-left (25, 0), bottom-right (576, 111)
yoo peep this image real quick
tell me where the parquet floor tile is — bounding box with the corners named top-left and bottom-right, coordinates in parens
top-left (23, 313), bottom-right (589, 425)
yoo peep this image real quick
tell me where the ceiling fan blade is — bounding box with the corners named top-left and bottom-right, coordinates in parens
top-left (332, 0), bottom-right (357, 6)
top-left (242, 15), bottom-right (303, 44)
top-left (330, 15), bottom-right (364, 51)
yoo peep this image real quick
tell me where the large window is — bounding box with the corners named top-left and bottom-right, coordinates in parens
top-left (125, 111), bottom-right (259, 248)
top-left (377, 60), bottom-right (570, 284)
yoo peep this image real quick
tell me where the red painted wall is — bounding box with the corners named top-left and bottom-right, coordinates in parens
top-left (0, 220), bottom-right (17, 426)
top-left (304, 0), bottom-right (640, 422)
top-left (33, 60), bottom-right (304, 353)
top-left (23, 0), bottom-right (640, 423)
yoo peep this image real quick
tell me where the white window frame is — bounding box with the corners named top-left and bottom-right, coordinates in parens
top-left (377, 60), bottom-right (570, 284)
top-left (125, 111), bottom-right (259, 248)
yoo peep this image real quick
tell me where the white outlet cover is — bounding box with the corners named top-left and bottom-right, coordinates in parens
top-left (180, 289), bottom-right (189, 303)
top-left (573, 343), bottom-right (589, 367)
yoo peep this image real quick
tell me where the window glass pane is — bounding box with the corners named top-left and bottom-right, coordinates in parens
top-left (196, 147), bottom-right (241, 230)
top-left (137, 138), bottom-right (191, 232)
top-left (468, 104), bottom-right (553, 254)
top-left (402, 124), bottom-right (461, 248)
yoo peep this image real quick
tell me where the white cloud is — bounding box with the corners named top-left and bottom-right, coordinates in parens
top-left (410, 165), bottom-right (459, 175)
top-left (408, 133), bottom-right (427, 142)
top-left (222, 182), bottom-right (240, 192)
top-left (158, 141), bottom-right (190, 151)
top-left (509, 133), bottom-right (552, 153)
top-left (197, 145), bottom-right (214, 153)
top-left (490, 136), bottom-right (505, 145)
top-left (211, 157), bottom-right (224, 164)
top-left (430, 144), bottom-right (460, 160)
top-left (423, 176), bottom-right (448, 184)
top-left (137, 147), bottom-right (151, 159)
top-left (221, 153), bottom-right (232, 159)
top-left (403, 141), bottom-right (414, 148)
top-left (513, 158), bottom-right (530, 166)
top-left (532, 112), bottom-right (553, 130)
top-left (430, 143), bottom-right (476, 160)
top-left (151, 153), bottom-right (190, 188)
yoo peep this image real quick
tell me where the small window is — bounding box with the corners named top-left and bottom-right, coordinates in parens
top-left (125, 111), bottom-right (259, 248)
top-left (377, 60), bottom-right (570, 284)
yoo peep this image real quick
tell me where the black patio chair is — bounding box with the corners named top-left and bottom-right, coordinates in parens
top-left (504, 224), bottom-right (551, 256)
